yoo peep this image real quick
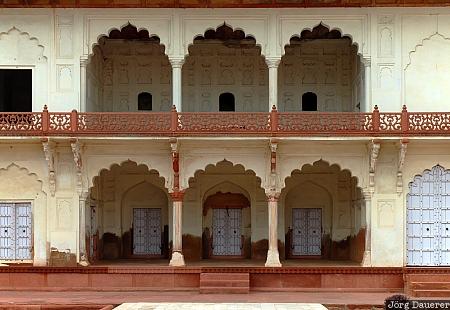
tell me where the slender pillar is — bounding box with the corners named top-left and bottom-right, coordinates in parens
top-left (79, 191), bottom-right (89, 266)
top-left (362, 57), bottom-right (371, 112)
top-left (266, 57), bottom-right (281, 111)
top-left (362, 190), bottom-right (372, 266)
top-left (265, 193), bottom-right (282, 267)
top-left (169, 192), bottom-right (185, 267)
top-left (80, 56), bottom-right (89, 112)
top-left (169, 57), bottom-right (185, 112)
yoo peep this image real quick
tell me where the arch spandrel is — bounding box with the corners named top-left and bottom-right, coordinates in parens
top-left (181, 19), bottom-right (268, 57)
top-left (279, 17), bottom-right (367, 57)
top-left (278, 156), bottom-right (366, 191)
top-left (85, 18), bottom-right (171, 56)
top-left (181, 156), bottom-right (267, 191)
top-left (86, 156), bottom-right (172, 190)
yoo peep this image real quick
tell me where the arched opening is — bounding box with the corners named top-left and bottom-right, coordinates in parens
top-left (279, 24), bottom-right (363, 112)
top-left (281, 160), bottom-right (365, 263)
top-left (301, 92), bottom-right (318, 111)
top-left (183, 24), bottom-right (268, 112)
top-left (219, 92), bottom-right (235, 111)
top-left (88, 161), bottom-right (170, 263)
top-left (182, 160), bottom-right (266, 261)
top-left (86, 24), bottom-right (171, 112)
top-left (407, 165), bottom-right (450, 266)
top-left (138, 92), bottom-right (152, 111)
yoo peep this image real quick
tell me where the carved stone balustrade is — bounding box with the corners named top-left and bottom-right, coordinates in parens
top-left (1, 105), bottom-right (450, 137)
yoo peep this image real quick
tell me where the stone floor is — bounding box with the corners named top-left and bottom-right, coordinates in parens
top-left (0, 291), bottom-right (390, 306)
top-left (114, 303), bottom-right (328, 310)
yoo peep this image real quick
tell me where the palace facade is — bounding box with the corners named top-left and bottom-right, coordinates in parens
top-left (0, 5), bottom-right (450, 295)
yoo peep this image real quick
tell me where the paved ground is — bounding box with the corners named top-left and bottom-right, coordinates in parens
top-left (0, 291), bottom-right (390, 306)
top-left (115, 303), bottom-right (328, 310)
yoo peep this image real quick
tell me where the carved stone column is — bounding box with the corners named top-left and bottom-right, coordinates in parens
top-left (265, 192), bottom-right (282, 267)
top-left (169, 191), bottom-right (185, 267)
top-left (266, 57), bottom-right (281, 111)
top-left (169, 57), bottom-right (185, 112)
top-left (362, 190), bottom-right (372, 266)
top-left (78, 191), bottom-right (89, 266)
top-left (362, 57), bottom-right (371, 112)
top-left (80, 56), bottom-right (89, 112)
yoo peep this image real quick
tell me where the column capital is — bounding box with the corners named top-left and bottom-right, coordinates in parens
top-left (170, 191), bottom-right (185, 202)
top-left (80, 55), bottom-right (89, 67)
top-left (266, 191), bottom-right (281, 202)
top-left (361, 56), bottom-right (371, 67)
top-left (169, 57), bottom-right (185, 68)
top-left (265, 57), bottom-right (281, 69)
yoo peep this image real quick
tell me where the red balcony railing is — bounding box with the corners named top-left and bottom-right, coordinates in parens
top-left (0, 105), bottom-right (449, 137)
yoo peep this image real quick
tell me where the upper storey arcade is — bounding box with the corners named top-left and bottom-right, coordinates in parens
top-left (0, 9), bottom-right (450, 120)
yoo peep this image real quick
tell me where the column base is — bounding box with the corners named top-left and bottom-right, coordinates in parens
top-left (265, 249), bottom-right (282, 267)
top-left (169, 251), bottom-right (185, 267)
top-left (79, 260), bottom-right (90, 267)
top-left (362, 250), bottom-right (371, 266)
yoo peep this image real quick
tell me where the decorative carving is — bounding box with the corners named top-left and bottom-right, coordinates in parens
top-left (137, 61), bottom-right (152, 84)
top-left (201, 63), bottom-right (211, 85)
top-left (118, 60), bottom-right (129, 84)
top-left (56, 17), bottom-right (73, 58)
top-left (369, 140), bottom-right (381, 190)
top-left (377, 200), bottom-right (395, 228)
top-left (56, 199), bottom-right (72, 229)
top-left (70, 139), bottom-right (83, 194)
top-left (160, 62), bottom-right (171, 84)
top-left (379, 66), bottom-right (394, 90)
top-left (242, 62), bottom-right (254, 85)
top-left (170, 139), bottom-right (180, 192)
top-left (397, 139), bottom-right (408, 193)
top-left (379, 27), bottom-right (394, 57)
top-left (42, 139), bottom-right (56, 196)
top-left (58, 65), bottom-right (73, 91)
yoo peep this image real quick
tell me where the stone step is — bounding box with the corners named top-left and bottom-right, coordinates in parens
top-left (411, 282), bottom-right (450, 290)
top-left (199, 286), bottom-right (250, 294)
top-left (199, 272), bottom-right (249, 294)
top-left (199, 279), bottom-right (249, 287)
top-left (406, 274), bottom-right (450, 282)
top-left (200, 273), bottom-right (249, 281)
top-left (413, 289), bottom-right (450, 297)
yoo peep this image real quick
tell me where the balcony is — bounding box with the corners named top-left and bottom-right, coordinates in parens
top-left (0, 105), bottom-right (448, 137)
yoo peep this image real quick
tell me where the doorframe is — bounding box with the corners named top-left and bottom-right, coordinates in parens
top-left (210, 207), bottom-right (245, 259)
top-left (131, 207), bottom-right (164, 258)
top-left (0, 200), bottom-right (34, 264)
top-left (288, 207), bottom-right (323, 259)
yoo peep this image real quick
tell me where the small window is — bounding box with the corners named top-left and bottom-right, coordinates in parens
top-left (0, 69), bottom-right (32, 112)
top-left (219, 93), bottom-right (235, 112)
top-left (302, 92), bottom-right (317, 111)
top-left (138, 92), bottom-right (152, 111)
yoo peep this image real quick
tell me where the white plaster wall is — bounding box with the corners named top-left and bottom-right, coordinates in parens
top-left (279, 39), bottom-right (360, 112)
top-left (183, 42), bottom-right (268, 112)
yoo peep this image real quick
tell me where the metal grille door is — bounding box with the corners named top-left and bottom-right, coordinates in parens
top-left (407, 165), bottom-right (450, 266)
top-left (212, 208), bottom-right (242, 256)
top-left (133, 208), bottom-right (161, 255)
top-left (0, 203), bottom-right (32, 260)
top-left (292, 208), bottom-right (322, 256)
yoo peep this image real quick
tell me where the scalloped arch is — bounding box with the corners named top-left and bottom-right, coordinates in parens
top-left (90, 22), bottom-right (166, 57)
top-left (92, 160), bottom-right (168, 191)
top-left (404, 33), bottom-right (449, 71)
top-left (0, 27), bottom-right (47, 62)
top-left (188, 159), bottom-right (263, 188)
top-left (283, 21), bottom-right (362, 57)
top-left (408, 164), bottom-right (447, 190)
top-left (0, 163), bottom-right (45, 194)
top-left (284, 159), bottom-right (360, 190)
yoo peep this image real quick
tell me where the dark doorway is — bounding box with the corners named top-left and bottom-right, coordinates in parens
top-left (138, 92), bottom-right (152, 111)
top-left (0, 69), bottom-right (32, 112)
top-left (219, 92), bottom-right (235, 111)
top-left (302, 92), bottom-right (318, 111)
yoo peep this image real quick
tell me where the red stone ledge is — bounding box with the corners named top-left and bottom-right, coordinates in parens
top-left (0, 266), bottom-right (403, 274)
